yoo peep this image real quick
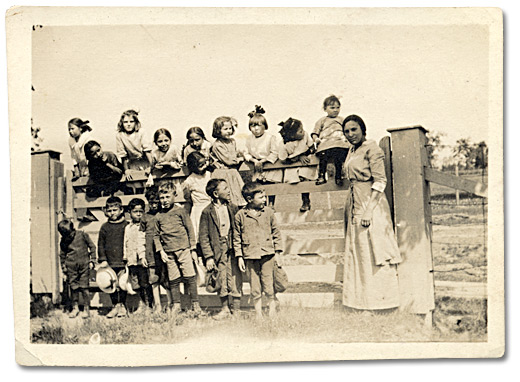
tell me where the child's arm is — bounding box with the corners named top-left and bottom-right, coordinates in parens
top-left (82, 231), bottom-right (97, 268)
top-left (180, 208), bottom-right (197, 252)
top-left (103, 153), bottom-right (124, 176)
top-left (198, 209), bottom-right (215, 270)
top-left (153, 216), bottom-right (168, 263)
top-left (232, 213), bottom-right (246, 272)
top-left (97, 225), bottom-right (108, 267)
top-left (270, 210), bottom-right (283, 260)
top-left (311, 118), bottom-right (324, 144)
top-left (59, 241), bottom-right (67, 274)
top-left (212, 140), bottom-right (241, 167)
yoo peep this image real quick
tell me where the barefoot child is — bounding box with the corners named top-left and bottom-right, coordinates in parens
top-left (199, 179), bottom-right (242, 319)
top-left (154, 181), bottom-right (203, 315)
top-left (124, 198), bottom-right (153, 313)
top-left (141, 187), bottom-right (172, 312)
top-left (233, 182), bottom-right (283, 319)
top-left (97, 196), bottom-right (129, 318)
top-left (58, 219), bottom-right (96, 319)
top-left (312, 95), bottom-right (350, 186)
top-left (67, 118), bottom-right (94, 179)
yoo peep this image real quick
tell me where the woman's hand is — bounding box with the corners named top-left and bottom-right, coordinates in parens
top-left (160, 250), bottom-right (169, 263)
top-left (361, 210), bottom-right (373, 227)
top-left (206, 257), bottom-right (215, 271)
top-left (238, 257), bottom-right (246, 272)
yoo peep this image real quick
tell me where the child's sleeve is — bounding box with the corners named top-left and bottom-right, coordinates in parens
top-left (312, 117), bottom-right (324, 138)
top-left (123, 226), bottom-right (128, 261)
top-left (198, 208), bottom-right (214, 260)
top-left (140, 131), bottom-right (152, 153)
top-left (137, 230), bottom-right (146, 261)
top-left (82, 231), bottom-right (96, 261)
top-left (97, 225), bottom-right (107, 262)
top-left (153, 217), bottom-right (164, 253)
top-left (266, 135), bottom-right (280, 164)
top-left (59, 240), bottom-right (67, 270)
top-left (270, 210), bottom-right (283, 253)
top-left (212, 140), bottom-right (240, 166)
top-left (233, 213), bottom-right (244, 258)
top-left (278, 141), bottom-right (289, 162)
top-left (116, 133), bottom-right (127, 159)
top-left (180, 209), bottom-right (197, 250)
top-left (243, 137), bottom-right (253, 162)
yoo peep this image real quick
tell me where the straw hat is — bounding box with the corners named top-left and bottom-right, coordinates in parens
top-left (117, 267), bottom-right (136, 295)
top-left (96, 266), bottom-right (118, 294)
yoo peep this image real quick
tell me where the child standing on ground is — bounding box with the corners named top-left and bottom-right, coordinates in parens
top-left (312, 95), bottom-right (349, 186)
top-left (210, 116), bottom-right (246, 206)
top-left (116, 109), bottom-right (153, 180)
top-left (68, 118), bottom-right (94, 179)
top-left (182, 127), bottom-right (212, 164)
top-left (58, 219), bottom-right (96, 319)
top-left (233, 182), bottom-right (283, 319)
top-left (141, 187), bottom-right (172, 312)
top-left (243, 106), bottom-right (282, 208)
top-left (199, 179), bottom-right (242, 319)
top-left (124, 198), bottom-right (154, 313)
top-left (154, 181), bottom-right (203, 316)
top-left (97, 196), bottom-right (129, 318)
top-left (84, 140), bottom-right (124, 197)
top-left (278, 118), bottom-right (317, 212)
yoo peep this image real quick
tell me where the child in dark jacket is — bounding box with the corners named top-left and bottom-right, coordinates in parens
top-left (97, 196), bottom-right (129, 318)
top-left (199, 179), bottom-right (242, 319)
top-left (58, 219), bottom-right (96, 319)
top-left (233, 181), bottom-right (283, 319)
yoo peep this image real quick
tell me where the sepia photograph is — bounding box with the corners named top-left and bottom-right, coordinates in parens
top-left (7, 5), bottom-right (504, 367)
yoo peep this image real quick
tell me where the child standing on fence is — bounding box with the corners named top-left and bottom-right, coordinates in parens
top-left (210, 116), bottom-right (246, 206)
top-left (84, 140), bottom-right (125, 197)
top-left (154, 181), bottom-right (203, 316)
top-left (312, 95), bottom-right (349, 186)
top-left (183, 151), bottom-right (213, 241)
top-left (58, 219), bottom-right (96, 319)
top-left (141, 187), bottom-right (172, 312)
top-left (116, 109), bottom-right (153, 181)
top-left (278, 118), bottom-right (317, 212)
top-left (124, 198), bottom-right (154, 313)
top-left (182, 126), bottom-right (212, 164)
top-left (199, 179), bottom-right (242, 319)
top-left (97, 196), bottom-right (129, 318)
top-left (243, 106), bottom-right (283, 208)
top-left (68, 118), bottom-right (94, 179)
top-left (233, 181), bottom-right (283, 319)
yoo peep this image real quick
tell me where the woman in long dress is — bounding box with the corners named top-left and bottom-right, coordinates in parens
top-left (342, 115), bottom-right (402, 310)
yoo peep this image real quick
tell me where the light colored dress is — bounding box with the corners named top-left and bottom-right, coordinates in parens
top-left (116, 130), bottom-right (152, 170)
top-left (278, 132), bottom-right (317, 183)
top-left (343, 139), bottom-right (402, 310)
top-left (244, 132), bottom-right (283, 183)
top-left (210, 138), bottom-right (246, 206)
top-left (183, 171), bottom-right (212, 240)
top-left (312, 116), bottom-right (349, 153)
top-left (182, 140), bottom-right (212, 164)
top-left (69, 131), bottom-right (93, 177)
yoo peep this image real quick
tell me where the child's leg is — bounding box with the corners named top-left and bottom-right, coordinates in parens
top-left (259, 255), bottom-right (276, 317)
top-left (229, 256), bottom-right (243, 316)
top-left (69, 288), bottom-right (80, 318)
top-left (117, 290), bottom-right (128, 317)
top-left (80, 288), bottom-right (90, 318)
top-left (333, 148), bottom-right (348, 185)
top-left (268, 195), bottom-right (276, 208)
top-left (300, 192), bottom-right (311, 212)
top-left (168, 278), bottom-right (182, 314)
top-left (316, 152), bottom-right (328, 184)
top-left (247, 259), bottom-right (263, 318)
top-left (176, 248), bottom-right (201, 312)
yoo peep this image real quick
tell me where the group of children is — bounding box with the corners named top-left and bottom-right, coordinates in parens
top-left (69, 95), bottom-right (350, 212)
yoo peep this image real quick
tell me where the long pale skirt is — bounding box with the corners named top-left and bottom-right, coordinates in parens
top-left (190, 201), bottom-right (211, 241)
top-left (211, 168), bottom-right (246, 206)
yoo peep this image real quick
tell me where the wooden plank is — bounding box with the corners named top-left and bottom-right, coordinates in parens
top-left (284, 264), bottom-right (342, 282)
top-left (261, 179), bottom-right (350, 196)
top-left (424, 167), bottom-right (488, 198)
top-left (434, 281), bottom-right (487, 299)
top-left (72, 167), bottom-right (190, 187)
top-left (239, 157), bottom-right (319, 172)
top-left (379, 136), bottom-right (395, 226)
top-left (284, 236), bottom-right (345, 255)
top-left (74, 193), bottom-right (187, 209)
top-left (275, 209), bottom-right (344, 224)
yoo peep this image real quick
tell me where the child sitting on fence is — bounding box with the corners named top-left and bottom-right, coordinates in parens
top-left (278, 117), bottom-right (317, 212)
top-left (233, 181), bottom-right (283, 319)
top-left (210, 116), bottom-right (246, 206)
top-left (146, 128), bottom-right (183, 191)
top-left (124, 198), bottom-right (154, 313)
top-left (182, 126), bottom-right (212, 164)
top-left (243, 105), bottom-right (283, 208)
top-left (199, 179), bottom-right (242, 319)
top-left (154, 180), bottom-right (203, 316)
top-left (312, 95), bottom-right (350, 186)
top-left (116, 109), bottom-right (153, 181)
top-left (84, 140), bottom-right (125, 197)
top-left (58, 219), bottom-right (96, 319)
top-left (97, 196), bottom-right (129, 318)
top-left (141, 187), bottom-right (172, 312)
top-left (68, 118), bottom-right (94, 179)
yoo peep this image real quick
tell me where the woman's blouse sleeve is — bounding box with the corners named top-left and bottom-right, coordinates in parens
top-left (116, 133), bottom-right (127, 158)
top-left (367, 142), bottom-right (387, 193)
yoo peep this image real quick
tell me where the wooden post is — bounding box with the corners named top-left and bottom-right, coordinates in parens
top-left (387, 126), bottom-right (435, 316)
top-left (455, 164), bottom-right (460, 205)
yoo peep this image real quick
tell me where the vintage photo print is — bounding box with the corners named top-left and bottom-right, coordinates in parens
top-left (7, 7), bottom-right (503, 366)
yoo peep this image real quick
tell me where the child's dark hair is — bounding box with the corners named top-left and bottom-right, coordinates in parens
top-left (105, 196), bottom-right (123, 209)
top-left (128, 198), bottom-right (145, 211)
top-left (57, 219), bottom-right (74, 235)
top-left (186, 151), bottom-right (206, 173)
top-left (186, 126), bottom-right (207, 141)
top-left (212, 116), bottom-right (233, 139)
top-left (242, 181), bottom-right (265, 200)
top-left (145, 186), bottom-right (159, 202)
top-left (323, 95), bottom-right (341, 109)
top-left (68, 118), bottom-right (92, 133)
top-left (84, 140), bottom-right (101, 160)
top-left (153, 128), bottom-right (172, 144)
top-left (117, 109), bottom-right (141, 132)
top-left (342, 114), bottom-right (367, 136)
top-left (158, 180), bottom-right (177, 196)
top-left (206, 178), bottom-right (226, 200)
top-left (248, 105), bottom-right (268, 130)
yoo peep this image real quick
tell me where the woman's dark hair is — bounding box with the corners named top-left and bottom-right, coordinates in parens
top-left (84, 140), bottom-right (101, 160)
top-left (186, 126), bottom-right (207, 141)
top-left (342, 114), bottom-right (367, 136)
top-left (68, 118), bottom-right (92, 133)
top-left (153, 128), bottom-right (172, 144)
top-left (186, 151), bottom-right (206, 173)
top-left (212, 116), bottom-right (233, 139)
top-left (323, 95), bottom-right (341, 109)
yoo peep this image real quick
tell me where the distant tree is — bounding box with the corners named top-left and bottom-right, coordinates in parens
top-left (426, 130), bottom-right (445, 169)
top-left (450, 138), bottom-right (488, 170)
top-left (31, 118), bottom-right (43, 152)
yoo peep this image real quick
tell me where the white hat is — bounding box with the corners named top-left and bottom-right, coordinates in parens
top-left (118, 267), bottom-right (136, 295)
top-left (96, 267), bottom-right (118, 294)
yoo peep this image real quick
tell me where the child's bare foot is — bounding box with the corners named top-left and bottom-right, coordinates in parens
top-left (117, 303), bottom-right (127, 318)
top-left (106, 305), bottom-right (118, 319)
top-left (68, 305), bottom-right (80, 318)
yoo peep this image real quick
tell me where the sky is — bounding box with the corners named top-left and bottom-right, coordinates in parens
top-left (32, 23), bottom-right (489, 170)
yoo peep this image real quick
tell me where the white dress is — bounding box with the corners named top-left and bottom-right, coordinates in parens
top-left (183, 171), bottom-right (212, 240)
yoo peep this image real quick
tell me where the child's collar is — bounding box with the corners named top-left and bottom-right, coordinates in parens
top-left (108, 216), bottom-right (125, 224)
